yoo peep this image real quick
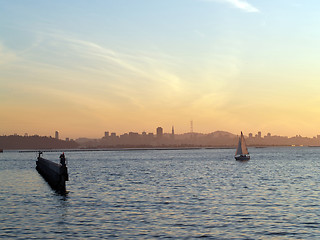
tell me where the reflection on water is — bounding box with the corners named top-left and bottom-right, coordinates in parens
top-left (1, 148), bottom-right (320, 239)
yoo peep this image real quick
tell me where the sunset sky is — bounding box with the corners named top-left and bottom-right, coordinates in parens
top-left (2, 0), bottom-right (320, 139)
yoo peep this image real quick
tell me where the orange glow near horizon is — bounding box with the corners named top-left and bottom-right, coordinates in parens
top-left (2, 1), bottom-right (320, 139)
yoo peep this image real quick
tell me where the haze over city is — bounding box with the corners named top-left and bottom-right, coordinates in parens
top-left (2, 0), bottom-right (320, 139)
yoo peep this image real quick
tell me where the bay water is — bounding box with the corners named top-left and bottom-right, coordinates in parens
top-left (1, 147), bottom-right (320, 239)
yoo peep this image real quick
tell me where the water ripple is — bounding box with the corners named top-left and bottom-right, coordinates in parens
top-left (1, 148), bottom-right (320, 239)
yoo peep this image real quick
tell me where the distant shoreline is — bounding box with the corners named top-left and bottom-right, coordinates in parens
top-left (18, 147), bottom-right (233, 153)
top-left (14, 145), bottom-right (318, 153)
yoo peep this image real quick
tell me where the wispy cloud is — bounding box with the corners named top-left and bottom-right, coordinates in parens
top-left (2, 29), bottom-right (190, 110)
top-left (205, 0), bottom-right (260, 13)
top-left (0, 42), bottom-right (19, 65)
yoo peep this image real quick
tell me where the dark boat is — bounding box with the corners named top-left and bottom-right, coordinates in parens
top-left (36, 152), bottom-right (69, 192)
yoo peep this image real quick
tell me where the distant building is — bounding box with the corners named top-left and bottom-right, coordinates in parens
top-left (249, 133), bottom-right (253, 138)
top-left (156, 127), bottom-right (163, 138)
top-left (171, 126), bottom-right (175, 139)
top-left (55, 131), bottom-right (59, 140)
top-left (104, 131), bottom-right (109, 137)
top-left (129, 132), bottom-right (139, 137)
top-left (258, 131), bottom-right (262, 138)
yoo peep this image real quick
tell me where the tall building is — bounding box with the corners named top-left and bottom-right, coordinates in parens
top-left (156, 127), bottom-right (163, 138)
top-left (171, 126), bottom-right (175, 139)
top-left (104, 131), bottom-right (109, 137)
top-left (55, 131), bottom-right (59, 140)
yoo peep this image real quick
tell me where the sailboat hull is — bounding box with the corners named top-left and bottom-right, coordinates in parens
top-left (235, 155), bottom-right (250, 161)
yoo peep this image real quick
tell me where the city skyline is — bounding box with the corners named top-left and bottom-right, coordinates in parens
top-left (3, 127), bottom-right (320, 150)
top-left (2, 1), bottom-right (320, 138)
top-left (4, 128), bottom-right (320, 142)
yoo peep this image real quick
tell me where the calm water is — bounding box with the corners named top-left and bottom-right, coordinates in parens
top-left (1, 147), bottom-right (320, 239)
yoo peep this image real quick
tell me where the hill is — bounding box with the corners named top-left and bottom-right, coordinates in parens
top-left (0, 135), bottom-right (78, 150)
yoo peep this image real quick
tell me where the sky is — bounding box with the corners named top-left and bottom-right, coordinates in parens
top-left (1, 0), bottom-right (320, 139)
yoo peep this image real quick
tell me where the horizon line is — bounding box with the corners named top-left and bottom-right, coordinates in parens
top-left (2, 130), bottom-right (319, 140)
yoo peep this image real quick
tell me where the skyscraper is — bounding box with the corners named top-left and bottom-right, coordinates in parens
top-left (156, 127), bottom-right (163, 138)
top-left (55, 131), bottom-right (59, 139)
top-left (171, 126), bottom-right (175, 139)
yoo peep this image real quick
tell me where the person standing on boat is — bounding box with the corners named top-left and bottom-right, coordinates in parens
top-left (60, 153), bottom-right (66, 166)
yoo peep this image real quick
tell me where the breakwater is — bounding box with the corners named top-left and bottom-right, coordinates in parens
top-left (36, 153), bottom-right (68, 192)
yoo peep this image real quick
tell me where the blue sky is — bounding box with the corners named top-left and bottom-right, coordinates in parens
top-left (1, 0), bottom-right (320, 138)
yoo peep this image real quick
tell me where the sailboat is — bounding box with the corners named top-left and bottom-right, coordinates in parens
top-left (235, 131), bottom-right (250, 161)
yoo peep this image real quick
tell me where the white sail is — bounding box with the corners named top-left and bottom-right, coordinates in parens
top-left (235, 138), bottom-right (243, 155)
top-left (235, 132), bottom-right (249, 156)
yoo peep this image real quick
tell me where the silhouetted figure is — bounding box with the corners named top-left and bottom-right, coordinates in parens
top-left (60, 153), bottom-right (66, 166)
top-left (38, 151), bottom-right (43, 159)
